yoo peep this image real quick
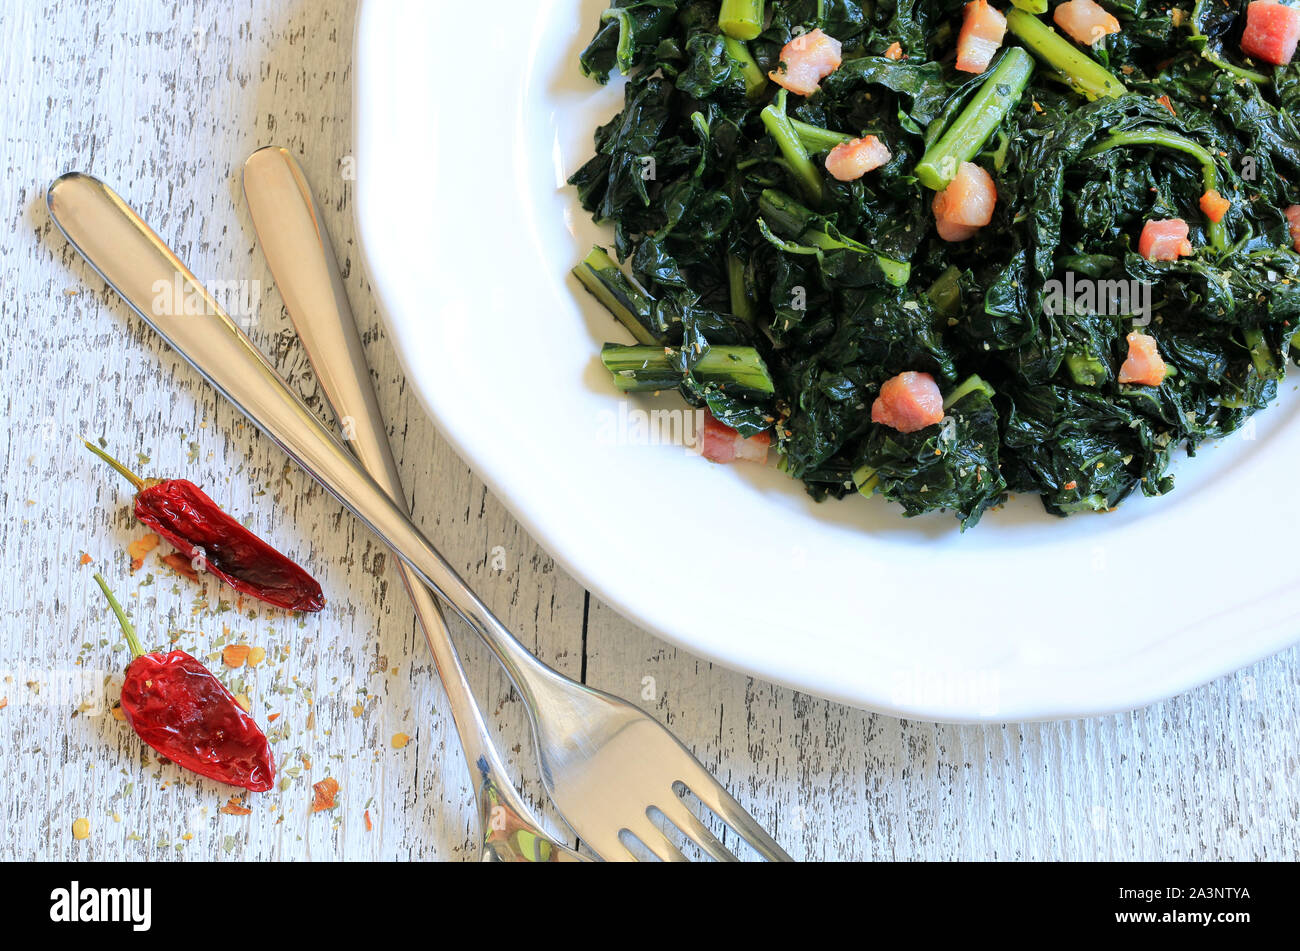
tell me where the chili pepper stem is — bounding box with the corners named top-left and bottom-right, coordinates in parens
top-left (82, 440), bottom-right (146, 491)
top-left (92, 572), bottom-right (146, 660)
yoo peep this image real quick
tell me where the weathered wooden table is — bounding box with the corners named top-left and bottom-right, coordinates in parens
top-left (2, 0), bottom-right (1297, 861)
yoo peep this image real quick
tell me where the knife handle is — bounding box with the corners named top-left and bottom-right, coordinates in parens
top-left (46, 172), bottom-right (563, 708)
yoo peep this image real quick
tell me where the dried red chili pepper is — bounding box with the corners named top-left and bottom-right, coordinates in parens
top-left (84, 441), bottom-right (324, 612)
top-left (93, 573), bottom-right (275, 792)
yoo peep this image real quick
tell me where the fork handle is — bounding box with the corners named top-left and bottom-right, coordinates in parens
top-left (240, 148), bottom-right (582, 860)
top-left (47, 172), bottom-right (568, 711)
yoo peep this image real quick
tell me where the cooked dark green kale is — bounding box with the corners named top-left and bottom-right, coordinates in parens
top-left (568, 0), bottom-right (1300, 529)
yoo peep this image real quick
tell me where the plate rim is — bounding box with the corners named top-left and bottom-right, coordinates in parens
top-left (351, 0), bottom-right (1300, 722)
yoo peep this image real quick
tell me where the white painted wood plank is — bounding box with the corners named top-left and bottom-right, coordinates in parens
top-left (0, 0), bottom-right (582, 861)
top-left (584, 593), bottom-right (1300, 860)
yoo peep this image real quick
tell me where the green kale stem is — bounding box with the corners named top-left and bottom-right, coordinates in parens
top-left (727, 253), bottom-right (756, 322)
top-left (719, 0), bottom-right (764, 41)
top-left (1010, 0), bottom-right (1048, 12)
top-left (926, 266), bottom-right (962, 316)
top-left (1005, 8), bottom-right (1127, 102)
top-left (757, 189), bottom-right (911, 286)
top-left (722, 36), bottom-right (768, 99)
top-left (1188, 0), bottom-right (1268, 83)
top-left (942, 374), bottom-right (994, 409)
top-left (1245, 329), bottom-right (1281, 380)
top-left (93, 572), bottom-right (145, 660)
top-left (1197, 45), bottom-right (1268, 83)
top-left (1082, 128), bottom-right (1228, 251)
top-left (761, 89), bottom-right (824, 204)
top-left (600, 344), bottom-right (776, 396)
top-left (789, 118), bottom-right (854, 153)
top-left (982, 130), bottom-right (1012, 172)
top-left (1065, 351), bottom-right (1108, 386)
top-left (599, 8), bottom-right (638, 76)
top-left (914, 47), bottom-right (1035, 190)
top-left (852, 464), bottom-right (880, 497)
top-left (572, 246), bottom-right (668, 345)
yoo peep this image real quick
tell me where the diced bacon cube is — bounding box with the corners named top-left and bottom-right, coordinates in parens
top-left (956, 1), bottom-right (1007, 74)
top-left (768, 28), bottom-right (843, 96)
top-left (871, 372), bottom-right (946, 433)
top-left (932, 161), bottom-right (997, 242)
top-left (1137, 218), bottom-right (1193, 261)
top-left (935, 219), bottom-right (981, 242)
top-left (1241, 0), bottom-right (1300, 66)
top-left (825, 135), bottom-right (892, 181)
top-left (698, 411), bottom-right (770, 464)
top-left (1117, 332), bottom-right (1167, 386)
top-left (1053, 0), bottom-right (1121, 46)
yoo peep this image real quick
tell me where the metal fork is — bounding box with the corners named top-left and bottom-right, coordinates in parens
top-left (242, 147), bottom-right (580, 862)
top-left (46, 171), bottom-right (792, 862)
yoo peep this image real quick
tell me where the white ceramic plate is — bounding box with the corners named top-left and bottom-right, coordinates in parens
top-left (353, 0), bottom-right (1300, 721)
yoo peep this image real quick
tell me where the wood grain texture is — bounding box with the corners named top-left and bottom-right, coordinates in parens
top-left (0, 0), bottom-right (1297, 862)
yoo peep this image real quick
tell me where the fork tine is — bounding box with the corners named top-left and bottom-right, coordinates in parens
top-left (673, 762), bottom-right (794, 861)
top-left (653, 796), bottom-right (739, 862)
top-left (624, 820), bottom-right (689, 862)
top-left (579, 824), bottom-right (637, 863)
